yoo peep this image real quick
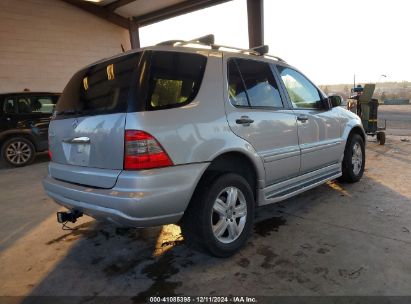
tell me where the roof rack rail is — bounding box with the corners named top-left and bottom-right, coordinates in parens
top-left (263, 54), bottom-right (286, 63)
top-left (157, 34), bottom-right (215, 46)
top-left (210, 44), bottom-right (260, 55)
top-left (211, 44), bottom-right (285, 62)
top-left (156, 34), bottom-right (286, 62)
top-left (210, 43), bottom-right (269, 56)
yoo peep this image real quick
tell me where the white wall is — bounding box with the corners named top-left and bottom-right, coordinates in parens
top-left (0, 0), bottom-right (131, 93)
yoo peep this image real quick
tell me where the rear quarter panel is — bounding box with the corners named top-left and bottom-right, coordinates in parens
top-left (124, 51), bottom-right (266, 186)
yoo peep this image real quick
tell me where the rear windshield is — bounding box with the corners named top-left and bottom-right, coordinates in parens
top-left (56, 52), bottom-right (142, 118)
top-left (55, 50), bottom-right (207, 118)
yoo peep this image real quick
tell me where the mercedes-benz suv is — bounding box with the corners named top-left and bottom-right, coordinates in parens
top-left (43, 35), bottom-right (365, 257)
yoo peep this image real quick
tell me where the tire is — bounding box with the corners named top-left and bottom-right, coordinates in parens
top-left (339, 134), bottom-right (365, 183)
top-left (181, 173), bottom-right (255, 257)
top-left (377, 132), bottom-right (386, 145)
top-left (1, 137), bottom-right (36, 167)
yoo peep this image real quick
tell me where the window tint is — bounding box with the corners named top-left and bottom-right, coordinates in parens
top-left (277, 66), bottom-right (322, 109)
top-left (227, 60), bottom-right (249, 107)
top-left (32, 96), bottom-right (58, 113)
top-left (147, 51), bottom-right (207, 109)
top-left (56, 52), bottom-right (141, 117)
top-left (4, 96), bottom-right (58, 114)
top-left (16, 97), bottom-right (32, 114)
top-left (228, 59), bottom-right (283, 108)
top-left (3, 98), bottom-right (16, 114)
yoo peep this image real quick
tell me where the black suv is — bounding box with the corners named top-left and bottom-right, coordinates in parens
top-left (0, 92), bottom-right (60, 167)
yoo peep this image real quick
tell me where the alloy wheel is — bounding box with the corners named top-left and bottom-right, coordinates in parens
top-left (351, 142), bottom-right (363, 175)
top-left (6, 141), bottom-right (32, 165)
top-left (211, 186), bottom-right (248, 244)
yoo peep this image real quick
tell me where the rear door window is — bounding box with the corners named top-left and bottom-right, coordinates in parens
top-left (227, 60), bottom-right (249, 107)
top-left (4, 95), bottom-right (59, 114)
top-left (147, 51), bottom-right (207, 110)
top-left (32, 96), bottom-right (58, 113)
top-left (228, 58), bottom-right (284, 108)
top-left (56, 52), bottom-right (142, 118)
top-left (16, 97), bottom-right (32, 114)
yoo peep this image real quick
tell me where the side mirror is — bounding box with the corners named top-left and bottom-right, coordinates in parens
top-left (328, 95), bottom-right (342, 107)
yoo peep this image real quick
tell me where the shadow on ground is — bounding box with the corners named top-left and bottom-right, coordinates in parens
top-left (0, 138), bottom-right (405, 302)
top-left (23, 176), bottom-right (411, 302)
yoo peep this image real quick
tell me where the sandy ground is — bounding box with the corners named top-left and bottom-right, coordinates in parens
top-left (0, 135), bottom-right (411, 303)
top-left (378, 104), bottom-right (411, 135)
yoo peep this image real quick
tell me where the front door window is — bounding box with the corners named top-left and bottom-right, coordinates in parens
top-left (277, 66), bottom-right (322, 109)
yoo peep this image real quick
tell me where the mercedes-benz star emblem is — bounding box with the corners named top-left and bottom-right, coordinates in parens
top-left (72, 119), bottom-right (78, 129)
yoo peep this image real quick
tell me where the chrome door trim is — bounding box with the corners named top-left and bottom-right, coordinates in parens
top-left (299, 139), bottom-right (342, 155)
top-left (260, 146), bottom-right (301, 163)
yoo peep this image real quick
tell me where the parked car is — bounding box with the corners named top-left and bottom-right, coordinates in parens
top-left (0, 92), bottom-right (60, 167)
top-left (43, 38), bottom-right (365, 257)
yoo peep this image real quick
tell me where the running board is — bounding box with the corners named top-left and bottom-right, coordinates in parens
top-left (259, 169), bottom-right (342, 206)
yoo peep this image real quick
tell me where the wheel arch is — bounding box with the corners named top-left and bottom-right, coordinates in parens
top-left (0, 130), bottom-right (37, 150)
top-left (346, 125), bottom-right (366, 145)
top-left (188, 150), bottom-right (263, 210)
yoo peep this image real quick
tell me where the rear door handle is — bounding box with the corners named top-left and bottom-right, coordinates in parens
top-left (236, 116), bottom-right (254, 126)
top-left (297, 115), bottom-right (309, 122)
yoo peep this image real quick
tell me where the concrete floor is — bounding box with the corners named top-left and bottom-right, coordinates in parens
top-left (0, 135), bottom-right (411, 302)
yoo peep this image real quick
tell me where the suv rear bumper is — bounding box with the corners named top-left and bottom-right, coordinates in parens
top-left (43, 163), bottom-right (208, 227)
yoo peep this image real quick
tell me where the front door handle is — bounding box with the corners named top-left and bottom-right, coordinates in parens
top-left (297, 114), bottom-right (309, 122)
top-left (236, 116), bottom-right (254, 126)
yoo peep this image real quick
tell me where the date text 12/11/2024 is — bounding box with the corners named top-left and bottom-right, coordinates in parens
top-left (149, 296), bottom-right (258, 303)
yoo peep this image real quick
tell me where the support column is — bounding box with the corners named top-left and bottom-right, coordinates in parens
top-left (247, 0), bottom-right (264, 48)
top-left (129, 20), bottom-right (140, 49)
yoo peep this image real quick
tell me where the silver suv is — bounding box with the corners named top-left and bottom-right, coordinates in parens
top-left (43, 35), bottom-right (365, 257)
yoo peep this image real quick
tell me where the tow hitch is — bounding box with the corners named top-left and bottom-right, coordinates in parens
top-left (57, 210), bottom-right (83, 224)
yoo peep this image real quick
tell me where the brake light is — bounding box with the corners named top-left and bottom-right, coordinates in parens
top-left (124, 130), bottom-right (173, 170)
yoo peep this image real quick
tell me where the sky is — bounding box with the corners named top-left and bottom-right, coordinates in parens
top-left (139, 0), bottom-right (411, 85)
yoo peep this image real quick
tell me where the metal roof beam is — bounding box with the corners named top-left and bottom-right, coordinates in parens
top-left (61, 0), bottom-right (130, 29)
top-left (105, 0), bottom-right (137, 12)
top-left (247, 0), bottom-right (264, 48)
top-left (129, 20), bottom-right (140, 49)
top-left (134, 0), bottom-right (232, 27)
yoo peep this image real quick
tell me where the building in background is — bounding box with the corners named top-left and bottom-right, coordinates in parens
top-left (0, 0), bottom-right (131, 93)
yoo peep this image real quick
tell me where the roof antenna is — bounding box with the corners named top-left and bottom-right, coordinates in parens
top-left (121, 44), bottom-right (125, 52)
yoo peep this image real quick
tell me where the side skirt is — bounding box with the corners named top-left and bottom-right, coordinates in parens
top-left (258, 163), bottom-right (342, 206)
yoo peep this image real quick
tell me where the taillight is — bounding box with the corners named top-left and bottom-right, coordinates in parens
top-left (48, 138), bottom-right (52, 160)
top-left (124, 130), bottom-right (173, 170)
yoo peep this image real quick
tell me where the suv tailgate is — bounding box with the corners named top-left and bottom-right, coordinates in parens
top-left (48, 52), bottom-right (142, 188)
top-left (48, 113), bottom-right (125, 188)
